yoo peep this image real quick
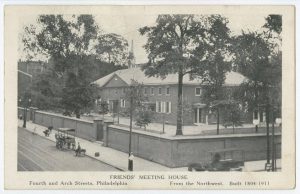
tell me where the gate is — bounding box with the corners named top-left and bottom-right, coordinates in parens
top-left (96, 122), bottom-right (103, 141)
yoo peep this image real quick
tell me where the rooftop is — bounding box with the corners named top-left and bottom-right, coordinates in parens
top-left (93, 67), bottom-right (247, 87)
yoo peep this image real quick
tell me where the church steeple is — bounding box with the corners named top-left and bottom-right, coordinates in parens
top-left (131, 40), bottom-right (134, 53)
top-left (128, 40), bottom-right (136, 68)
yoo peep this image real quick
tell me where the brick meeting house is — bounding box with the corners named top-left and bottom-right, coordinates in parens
top-left (92, 64), bottom-right (254, 126)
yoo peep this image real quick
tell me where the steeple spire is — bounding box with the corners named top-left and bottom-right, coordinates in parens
top-left (131, 40), bottom-right (134, 53)
top-left (128, 40), bottom-right (136, 68)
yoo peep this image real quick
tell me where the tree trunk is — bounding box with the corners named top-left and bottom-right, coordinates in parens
top-left (75, 110), bottom-right (80, 118)
top-left (176, 71), bottom-right (184, 135)
top-left (217, 108), bottom-right (220, 135)
top-left (254, 82), bottom-right (258, 133)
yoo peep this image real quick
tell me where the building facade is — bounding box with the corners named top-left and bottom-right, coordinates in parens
top-left (93, 67), bottom-right (249, 125)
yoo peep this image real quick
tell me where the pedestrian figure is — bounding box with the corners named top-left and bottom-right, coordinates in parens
top-left (75, 142), bottom-right (81, 156)
top-left (128, 152), bottom-right (134, 171)
top-left (210, 153), bottom-right (223, 171)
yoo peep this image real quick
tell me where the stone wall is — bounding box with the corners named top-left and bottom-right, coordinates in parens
top-left (105, 125), bottom-right (281, 168)
top-left (33, 110), bottom-right (99, 141)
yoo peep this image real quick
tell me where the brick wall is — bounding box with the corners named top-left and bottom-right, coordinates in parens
top-left (99, 84), bottom-right (200, 125)
top-left (99, 84), bottom-right (252, 125)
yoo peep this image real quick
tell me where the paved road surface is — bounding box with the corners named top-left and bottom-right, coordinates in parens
top-left (18, 127), bottom-right (119, 171)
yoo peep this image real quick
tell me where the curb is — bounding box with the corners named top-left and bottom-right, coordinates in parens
top-left (20, 125), bottom-right (125, 171)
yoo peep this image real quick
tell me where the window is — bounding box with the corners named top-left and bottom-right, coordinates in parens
top-left (144, 87), bottom-right (148, 95)
top-left (158, 87), bottom-right (162, 95)
top-left (195, 87), bottom-right (202, 96)
top-left (156, 101), bottom-right (162, 112)
top-left (120, 99), bottom-right (126, 108)
top-left (166, 102), bottom-right (172, 113)
top-left (151, 87), bottom-right (154, 95)
top-left (122, 88), bottom-right (126, 94)
top-left (166, 87), bottom-right (170, 95)
top-left (156, 101), bottom-right (171, 113)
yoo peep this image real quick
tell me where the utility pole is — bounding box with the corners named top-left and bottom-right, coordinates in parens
top-left (271, 104), bottom-right (275, 171)
top-left (266, 103), bottom-right (270, 164)
top-left (217, 107), bottom-right (220, 135)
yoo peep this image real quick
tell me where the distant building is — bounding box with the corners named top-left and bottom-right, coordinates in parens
top-left (18, 61), bottom-right (45, 77)
top-left (18, 60), bottom-right (45, 96)
top-left (93, 67), bottom-right (250, 125)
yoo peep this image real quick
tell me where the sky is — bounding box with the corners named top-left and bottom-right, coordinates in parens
top-left (20, 13), bottom-right (268, 64)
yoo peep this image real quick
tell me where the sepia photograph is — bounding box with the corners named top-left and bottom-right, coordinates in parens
top-left (4, 5), bottom-right (295, 189)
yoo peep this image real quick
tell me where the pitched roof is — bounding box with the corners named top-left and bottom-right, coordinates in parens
top-left (93, 67), bottom-right (246, 87)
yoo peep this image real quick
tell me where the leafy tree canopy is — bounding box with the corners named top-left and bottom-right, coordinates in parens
top-left (22, 15), bottom-right (129, 116)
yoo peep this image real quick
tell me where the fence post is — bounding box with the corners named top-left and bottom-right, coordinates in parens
top-left (93, 118), bottom-right (103, 141)
top-left (30, 107), bottom-right (38, 123)
top-left (103, 121), bottom-right (113, 147)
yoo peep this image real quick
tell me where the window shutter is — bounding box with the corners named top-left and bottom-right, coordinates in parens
top-left (169, 102), bottom-right (171, 113)
top-left (162, 102), bottom-right (165, 113)
top-left (156, 101), bottom-right (158, 112)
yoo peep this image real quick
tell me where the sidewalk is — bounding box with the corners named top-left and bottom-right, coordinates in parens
top-left (20, 120), bottom-right (186, 171)
top-left (244, 160), bottom-right (281, 172)
top-left (20, 121), bottom-right (280, 172)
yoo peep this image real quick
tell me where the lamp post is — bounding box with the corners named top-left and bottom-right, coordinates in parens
top-left (128, 85), bottom-right (134, 171)
top-left (19, 97), bottom-right (31, 128)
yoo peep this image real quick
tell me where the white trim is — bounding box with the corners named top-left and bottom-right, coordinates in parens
top-left (18, 70), bottom-right (32, 78)
top-left (120, 99), bottom-right (126, 108)
top-left (162, 101), bottom-right (166, 113)
top-left (166, 101), bottom-right (171, 114)
top-left (197, 108), bottom-right (200, 123)
top-left (195, 87), bottom-right (202, 96)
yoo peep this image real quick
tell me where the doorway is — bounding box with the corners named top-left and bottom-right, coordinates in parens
top-left (194, 108), bottom-right (203, 123)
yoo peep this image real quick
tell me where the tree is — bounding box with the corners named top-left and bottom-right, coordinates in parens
top-left (221, 100), bottom-right (243, 133)
top-left (140, 15), bottom-right (208, 135)
top-left (98, 101), bottom-right (109, 118)
top-left (263, 15), bottom-right (282, 35)
top-left (233, 15), bottom-right (282, 164)
top-left (22, 15), bottom-right (99, 117)
top-left (233, 15), bottom-right (282, 124)
top-left (22, 15), bottom-right (129, 117)
top-left (233, 32), bottom-right (272, 122)
top-left (95, 33), bottom-right (129, 66)
top-left (190, 15), bottom-right (232, 134)
top-left (135, 108), bottom-right (154, 129)
top-left (263, 15), bottom-right (282, 115)
top-left (61, 78), bottom-right (98, 118)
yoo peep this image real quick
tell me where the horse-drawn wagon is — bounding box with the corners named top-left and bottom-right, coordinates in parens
top-left (55, 128), bottom-right (76, 150)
